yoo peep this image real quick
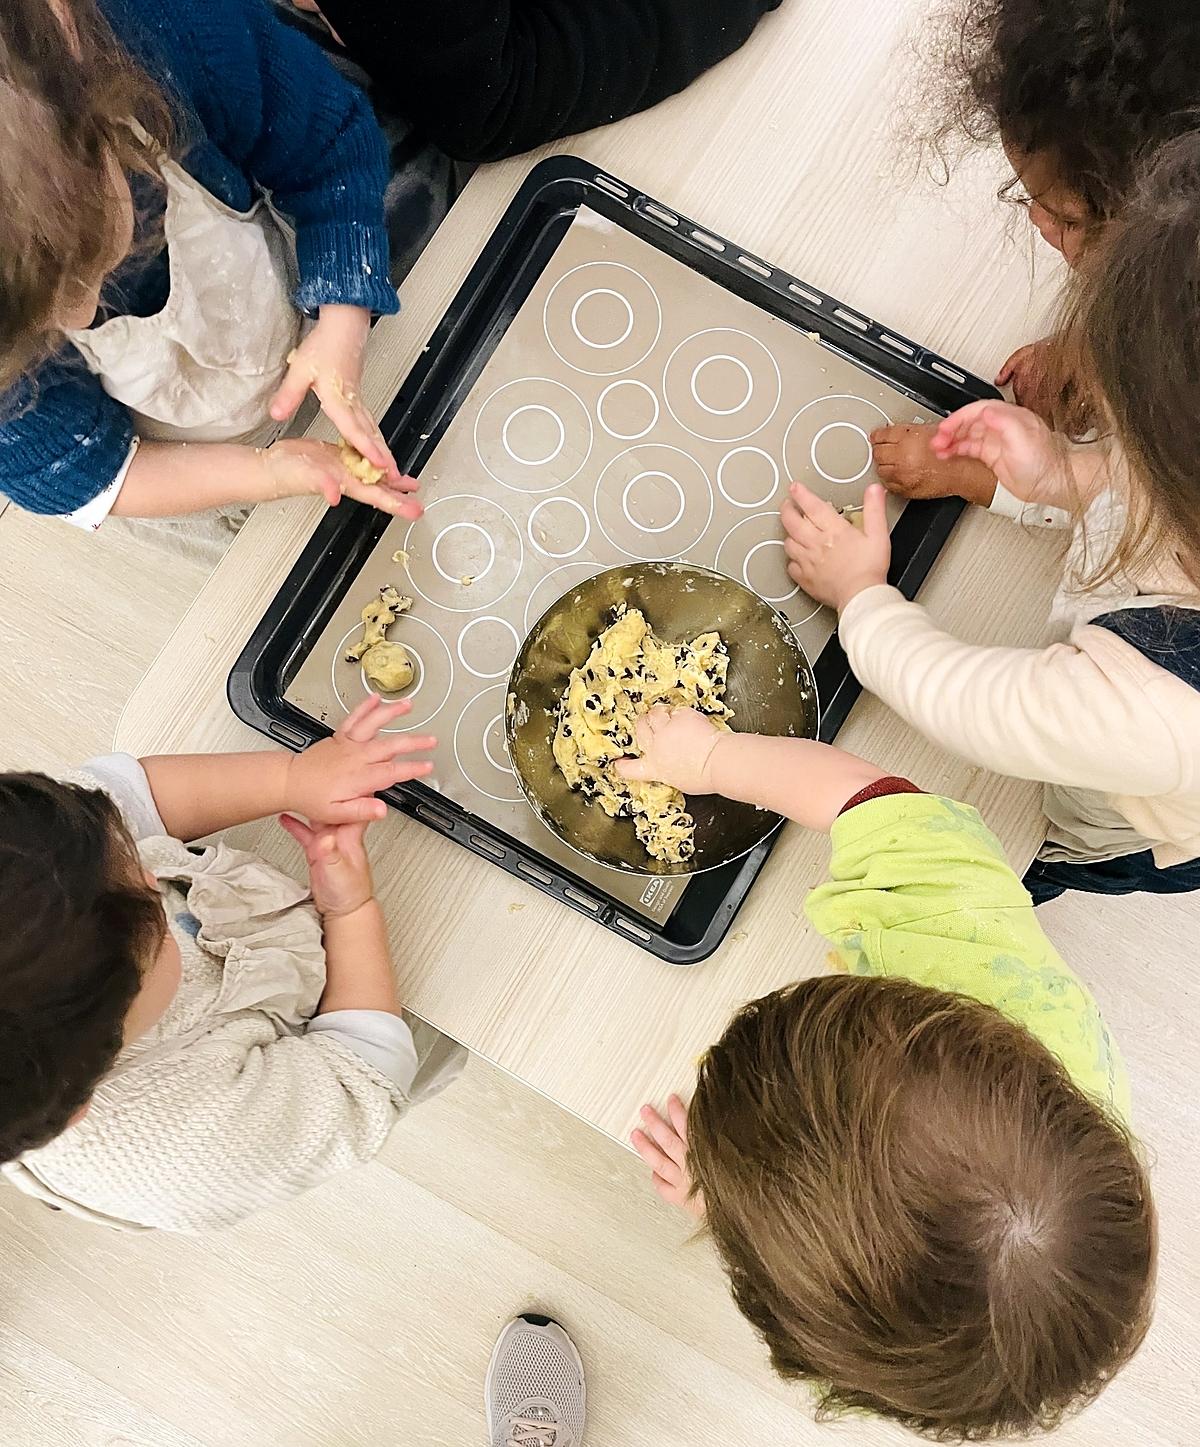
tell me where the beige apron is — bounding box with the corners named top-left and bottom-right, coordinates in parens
top-left (64, 156), bottom-right (302, 446)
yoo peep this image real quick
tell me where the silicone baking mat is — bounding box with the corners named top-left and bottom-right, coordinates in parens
top-left (283, 208), bottom-right (929, 918)
top-left (231, 157), bottom-right (991, 962)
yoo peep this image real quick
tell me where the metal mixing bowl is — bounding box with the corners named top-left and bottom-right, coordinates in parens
top-left (505, 562), bottom-right (820, 876)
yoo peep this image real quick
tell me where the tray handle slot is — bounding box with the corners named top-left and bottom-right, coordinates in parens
top-left (591, 173), bottom-right (630, 200)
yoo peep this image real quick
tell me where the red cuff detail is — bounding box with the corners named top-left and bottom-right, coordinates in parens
top-left (838, 776), bottom-right (924, 816)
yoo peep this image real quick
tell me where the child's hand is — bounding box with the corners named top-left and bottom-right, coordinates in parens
top-left (631, 1096), bottom-right (704, 1218)
top-left (269, 304), bottom-right (402, 484)
top-left (286, 696), bottom-right (437, 824)
top-left (614, 706), bottom-right (726, 795)
top-left (930, 400), bottom-right (1069, 503)
top-left (261, 438), bottom-right (422, 519)
top-left (871, 423), bottom-right (998, 506)
top-left (279, 815), bottom-right (375, 917)
top-left (781, 481), bottom-right (891, 611)
top-left (996, 336), bottom-right (1092, 433)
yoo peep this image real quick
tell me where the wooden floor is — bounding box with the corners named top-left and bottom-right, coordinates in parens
top-left (2, 10), bottom-right (1199, 1447)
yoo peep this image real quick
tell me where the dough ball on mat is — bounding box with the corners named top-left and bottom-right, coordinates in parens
top-left (362, 642), bottom-right (414, 692)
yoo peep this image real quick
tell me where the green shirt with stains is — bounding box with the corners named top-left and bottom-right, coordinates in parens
top-left (805, 793), bottom-right (1131, 1123)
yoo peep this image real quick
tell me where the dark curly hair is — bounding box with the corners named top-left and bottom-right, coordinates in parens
top-left (0, 773), bottom-right (165, 1163)
top-left (688, 974), bottom-right (1156, 1440)
top-left (933, 0), bottom-right (1200, 221)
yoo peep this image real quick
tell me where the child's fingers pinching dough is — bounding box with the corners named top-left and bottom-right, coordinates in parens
top-left (789, 480), bottom-right (843, 529)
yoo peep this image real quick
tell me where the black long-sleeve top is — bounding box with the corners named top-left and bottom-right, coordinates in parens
top-left (316, 0), bottom-right (786, 162)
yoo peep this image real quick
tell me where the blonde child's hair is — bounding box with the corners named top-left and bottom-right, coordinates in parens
top-left (687, 974), bottom-right (1156, 1439)
top-left (0, 0), bottom-right (175, 391)
top-left (1056, 133), bottom-right (1200, 595)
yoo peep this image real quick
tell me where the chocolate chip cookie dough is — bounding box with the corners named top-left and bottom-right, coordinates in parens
top-left (346, 585), bottom-right (415, 694)
top-left (552, 605), bottom-right (732, 863)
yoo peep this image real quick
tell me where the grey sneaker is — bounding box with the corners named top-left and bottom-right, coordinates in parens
top-left (485, 1313), bottom-right (586, 1447)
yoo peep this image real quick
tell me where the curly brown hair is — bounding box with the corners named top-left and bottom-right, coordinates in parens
top-left (0, 0), bottom-right (175, 392)
top-left (931, 0), bottom-right (1200, 223)
top-left (688, 974), bottom-right (1156, 1440)
top-left (0, 773), bottom-right (165, 1163)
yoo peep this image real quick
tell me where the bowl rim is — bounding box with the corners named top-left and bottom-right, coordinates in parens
top-left (504, 561), bottom-right (821, 877)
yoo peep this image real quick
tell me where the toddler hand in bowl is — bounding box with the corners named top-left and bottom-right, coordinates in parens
top-left (614, 706), bottom-right (726, 795)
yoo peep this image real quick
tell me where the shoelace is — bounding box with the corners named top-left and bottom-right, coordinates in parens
top-left (506, 1414), bottom-right (573, 1447)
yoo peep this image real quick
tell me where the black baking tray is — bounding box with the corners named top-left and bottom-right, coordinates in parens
top-left (228, 155), bottom-right (998, 964)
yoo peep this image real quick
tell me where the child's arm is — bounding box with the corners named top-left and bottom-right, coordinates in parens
top-left (779, 481), bottom-right (1183, 797)
top-left (141, 697), bottom-right (435, 841)
top-left (155, 1), bottom-right (404, 476)
top-left (616, 708), bottom-right (887, 832)
top-left (314, 0), bottom-right (783, 163)
top-left (110, 438), bottom-right (421, 520)
top-left (931, 399), bottom-right (1110, 513)
top-left (278, 813), bottom-right (400, 1016)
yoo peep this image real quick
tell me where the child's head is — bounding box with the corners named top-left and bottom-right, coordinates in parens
top-left (936, 1), bottom-right (1200, 260)
top-left (0, 774), bottom-right (177, 1163)
top-left (1059, 133), bottom-right (1200, 593)
top-left (0, 0), bottom-right (173, 390)
top-left (687, 974), bottom-right (1155, 1439)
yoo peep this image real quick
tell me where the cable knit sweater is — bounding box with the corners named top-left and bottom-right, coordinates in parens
top-left (0, 0), bottom-right (398, 518)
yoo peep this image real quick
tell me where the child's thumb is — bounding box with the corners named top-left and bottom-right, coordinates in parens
top-left (614, 756), bottom-right (651, 782)
top-left (862, 483), bottom-right (889, 539)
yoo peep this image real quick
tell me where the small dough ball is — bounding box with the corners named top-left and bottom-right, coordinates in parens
top-left (338, 438), bottom-right (384, 486)
top-left (362, 641), bottom-right (414, 692)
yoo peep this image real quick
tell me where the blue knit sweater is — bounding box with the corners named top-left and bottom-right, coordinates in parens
top-left (0, 0), bottom-right (399, 516)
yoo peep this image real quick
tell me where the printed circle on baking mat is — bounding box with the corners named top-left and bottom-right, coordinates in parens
top-left (523, 561), bottom-right (613, 633)
top-left (543, 262), bottom-right (662, 376)
top-left (457, 616), bottom-right (521, 680)
top-left (527, 496), bottom-right (591, 559)
top-left (716, 445), bottom-right (781, 509)
top-left (714, 512), bottom-right (822, 625)
top-left (594, 444), bottom-right (714, 560)
top-left (662, 328), bottom-right (781, 443)
top-left (474, 377), bottom-right (593, 493)
top-left (402, 494), bottom-right (525, 613)
top-left (783, 394), bottom-right (890, 485)
top-left (453, 686), bottom-right (524, 803)
top-left (332, 616), bottom-right (454, 732)
top-left (596, 378), bottom-right (660, 441)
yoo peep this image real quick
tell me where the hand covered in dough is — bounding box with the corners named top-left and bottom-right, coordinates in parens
top-left (262, 438), bottom-right (422, 519)
top-left (781, 480), bottom-right (891, 611)
top-left (285, 695), bottom-right (436, 824)
top-left (614, 705), bottom-right (726, 795)
top-left (269, 303), bottom-right (404, 486)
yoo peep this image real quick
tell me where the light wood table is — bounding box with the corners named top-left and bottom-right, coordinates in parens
top-left (115, 0), bottom-right (1066, 1142)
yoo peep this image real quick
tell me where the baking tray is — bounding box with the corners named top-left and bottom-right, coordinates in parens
top-left (228, 155), bottom-right (997, 964)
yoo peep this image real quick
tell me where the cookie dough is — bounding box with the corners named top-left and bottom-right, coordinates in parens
top-left (552, 605), bottom-right (732, 863)
top-left (346, 585), bottom-right (413, 663)
top-left (338, 437), bottom-right (385, 486)
top-left (362, 641), bottom-right (415, 692)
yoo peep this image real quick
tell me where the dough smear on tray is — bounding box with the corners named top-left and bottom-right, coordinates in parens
top-left (345, 585), bottom-right (415, 693)
top-left (552, 605), bottom-right (732, 863)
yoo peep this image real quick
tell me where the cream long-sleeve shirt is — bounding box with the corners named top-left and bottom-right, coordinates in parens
top-left (838, 486), bottom-right (1200, 867)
